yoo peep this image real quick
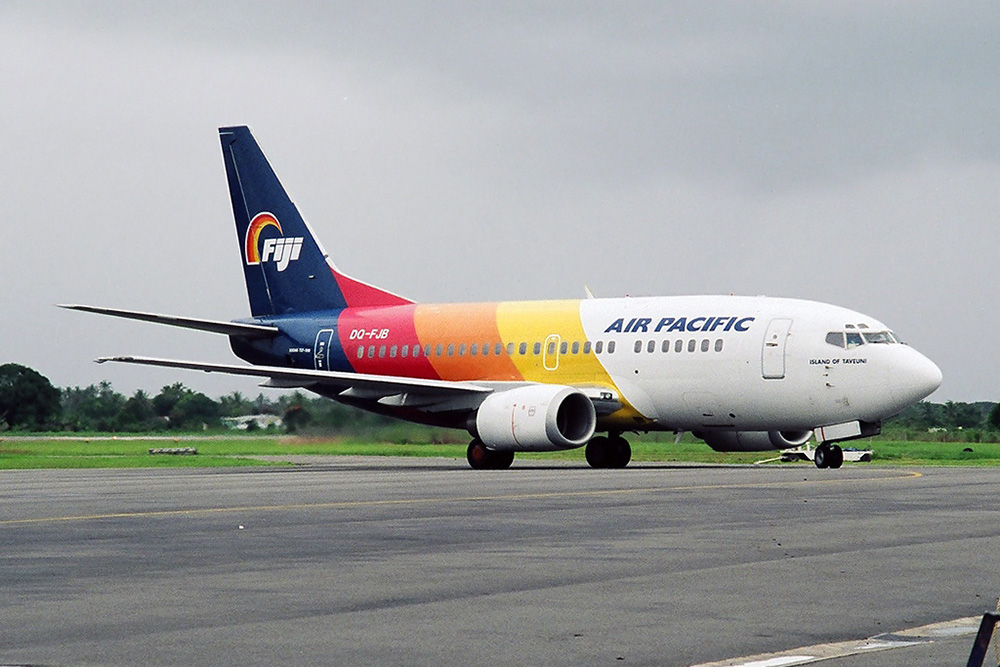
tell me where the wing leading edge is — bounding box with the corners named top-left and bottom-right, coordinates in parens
top-left (96, 355), bottom-right (493, 411)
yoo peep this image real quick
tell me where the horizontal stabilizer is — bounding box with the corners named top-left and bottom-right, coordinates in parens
top-left (60, 305), bottom-right (279, 338)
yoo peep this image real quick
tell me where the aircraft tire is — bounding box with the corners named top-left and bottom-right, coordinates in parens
top-left (493, 450), bottom-right (515, 469)
top-left (828, 444), bottom-right (844, 469)
top-left (814, 443), bottom-right (830, 469)
top-left (610, 436), bottom-right (631, 468)
top-left (585, 436), bottom-right (610, 468)
top-left (467, 440), bottom-right (514, 470)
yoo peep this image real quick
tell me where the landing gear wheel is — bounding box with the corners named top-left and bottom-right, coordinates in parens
top-left (814, 443), bottom-right (844, 469)
top-left (492, 450), bottom-right (515, 469)
top-left (467, 440), bottom-right (514, 470)
top-left (585, 436), bottom-right (610, 468)
top-left (814, 443), bottom-right (829, 469)
top-left (467, 440), bottom-right (492, 469)
top-left (827, 444), bottom-right (844, 469)
top-left (610, 435), bottom-right (631, 468)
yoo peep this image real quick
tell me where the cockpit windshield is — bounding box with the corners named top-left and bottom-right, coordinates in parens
top-left (825, 329), bottom-right (898, 349)
top-left (863, 331), bottom-right (896, 344)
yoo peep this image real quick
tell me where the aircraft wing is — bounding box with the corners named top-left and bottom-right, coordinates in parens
top-left (96, 355), bottom-right (493, 411)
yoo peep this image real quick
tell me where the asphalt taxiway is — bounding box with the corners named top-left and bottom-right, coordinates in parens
top-left (1, 459), bottom-right (998, 666)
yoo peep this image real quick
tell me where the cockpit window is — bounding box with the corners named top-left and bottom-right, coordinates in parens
top-left (828, 329), bottom-right (898, 348)
top-left (863, 331), bottom-right (895, 344)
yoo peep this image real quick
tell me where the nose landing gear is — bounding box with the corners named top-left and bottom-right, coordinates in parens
top-left (813, 442), bottom-right (844, 469)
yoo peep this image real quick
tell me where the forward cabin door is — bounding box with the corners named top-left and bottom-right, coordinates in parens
top-left (761, 318), bottom-right (792, 379)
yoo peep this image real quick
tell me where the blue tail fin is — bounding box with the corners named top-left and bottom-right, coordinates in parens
top-left (219, 126), bottom-right (410, 317)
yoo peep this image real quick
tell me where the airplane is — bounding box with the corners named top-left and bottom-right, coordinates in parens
top-left (63, 125), bottom-right (943, 470)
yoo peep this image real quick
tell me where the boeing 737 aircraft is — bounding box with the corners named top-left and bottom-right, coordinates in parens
top-left (64, 126), bottom-right (942, 469)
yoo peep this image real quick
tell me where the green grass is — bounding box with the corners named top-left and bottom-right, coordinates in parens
top-left (3, 434), bottom-right (1000, 469)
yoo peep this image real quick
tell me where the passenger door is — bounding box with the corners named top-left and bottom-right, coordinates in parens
top-left (761, 318), bottom-right (792, 379)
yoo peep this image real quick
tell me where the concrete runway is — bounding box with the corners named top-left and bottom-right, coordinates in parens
top-left (1, 459), bottom-right (998, 666)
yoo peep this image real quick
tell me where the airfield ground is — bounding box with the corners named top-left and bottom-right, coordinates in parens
top-left (1, 459), bottom-right (998, 666)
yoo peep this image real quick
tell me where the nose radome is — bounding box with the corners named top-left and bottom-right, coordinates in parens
top-left (890, 348), bottom-right (943, 405)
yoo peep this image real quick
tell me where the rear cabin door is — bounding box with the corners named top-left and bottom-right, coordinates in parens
top-left (314, 329), bottom-right (335, 371)
top-left (761, 318), bottom-right (792, 379)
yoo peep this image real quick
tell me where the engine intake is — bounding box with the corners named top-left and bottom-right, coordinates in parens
top-left (697, 429), bottom-right (813, 452)
top-left (473, 385), bottom-right (597, 452)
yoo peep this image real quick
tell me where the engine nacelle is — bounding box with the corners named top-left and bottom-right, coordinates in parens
top-left (473, 385), bottom-right (597, 452)
top-left (697, 429), bottom-right (813, 452)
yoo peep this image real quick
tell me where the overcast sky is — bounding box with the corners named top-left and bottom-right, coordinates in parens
top-left (3, 2), bottom-right (997, 402)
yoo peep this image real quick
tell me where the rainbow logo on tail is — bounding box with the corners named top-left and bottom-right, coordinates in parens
top-left (244, 212), bottom-right (303, 272)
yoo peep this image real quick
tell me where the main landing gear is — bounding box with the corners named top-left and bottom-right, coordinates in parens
top-left (467, 439), bottom-right (515, 470)
top-left (585, 433), bottom-right (631, 469)
top-left (813, 442), bottom-right (844, 469)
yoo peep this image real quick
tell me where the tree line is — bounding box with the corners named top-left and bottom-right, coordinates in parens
top-left (0, 363), bottom-right (405, 434)
top-left (1, 362), bottom-right (998, 437)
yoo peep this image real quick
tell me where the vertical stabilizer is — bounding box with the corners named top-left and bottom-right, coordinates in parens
top-left (219, 126), bottom-right (411, 316)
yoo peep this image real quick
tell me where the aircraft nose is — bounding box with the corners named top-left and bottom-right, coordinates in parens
top-left (889, 348), bottom-right (943, 405)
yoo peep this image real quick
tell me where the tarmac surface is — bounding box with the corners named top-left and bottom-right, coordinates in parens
top-left (1, 458), bottom-right (998, 666)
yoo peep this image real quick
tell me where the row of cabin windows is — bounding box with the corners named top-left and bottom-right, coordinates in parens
top-left (356, 340), bottom-right (621, 360)
top-left (354, 337), bottom-right (724, 360)
top-left (634, 338), bottom-right (725, 354)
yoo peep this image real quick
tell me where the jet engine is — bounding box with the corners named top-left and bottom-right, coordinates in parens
top-left (472, 385), bottom-right (597, 452)
top-left (697, 429), bottom-right (813, 452)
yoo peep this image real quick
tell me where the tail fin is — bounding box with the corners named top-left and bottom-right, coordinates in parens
top-left (219, 126), bottom-right (411, 317)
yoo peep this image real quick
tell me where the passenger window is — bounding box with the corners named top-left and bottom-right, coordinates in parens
top-left (413, 345), bottom-right (421, 358)
top-left (583, 341), bottom-right (592, 354)
top-left (595, 341), bottom-right (604, 354)
top-left (662, 340), bottom-right (670, 353)
top-left (687, 339), bottom-right (696, 353)
top-left (700, 339), bottom-right (709, 352)
top-left (390, 345), bottom-right (397, 358)
top-left (447, 344), bottom-right (455, 356)
top-left (507, 342), bottom-right (515, 356)
top-left (425, 344), bottom-right (432, 357)
top-left (379, 345), bottom-right (386, 358)
top-left (675, 339), bottom-right (683, 353)
top-left (533, 342), bottom-right (541, 355)
top-left (548, 342), bottom-right (557, 354)
top-left (634, 340), bottom-right (643, 353)
top-left (368, 345), bottom-right (375, 358)
top-left (435, 344), bottom-right (443, 357)
top-left (715, 339), bottom-right (723, 352)
top-left (608, 341), bottom-right (616, 353)
top-left (826, 332), bottom-right (845, 348)
top-left (356, 346), bottom-right (364, 359)
top-left (519, 342), bottom-right (527, 355)
top-left (647, 340), bottom-right (656, 353)
top-left (571, 341), bottom-right (580, 354)
top-left (401, 344), bottom-right (409, 358)
top-left (495, 342), bottom-right (503, 356)
top-left (845, 332), bottom-right (864, 349)
top-left (458, 343), bottom-right (466, 356)
top-left (469, 343), bottom-right (477, 356)
top-left (560, 341), bottom-right (568, 354)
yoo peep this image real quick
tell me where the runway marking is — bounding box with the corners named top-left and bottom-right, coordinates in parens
top-left (686, 616), bottom-right (982, 666)
top-left (0, 470), bottom-right (922, 526)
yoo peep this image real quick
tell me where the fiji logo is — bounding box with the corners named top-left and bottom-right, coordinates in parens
top-left (244, 212), bottom-right (303, 272)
